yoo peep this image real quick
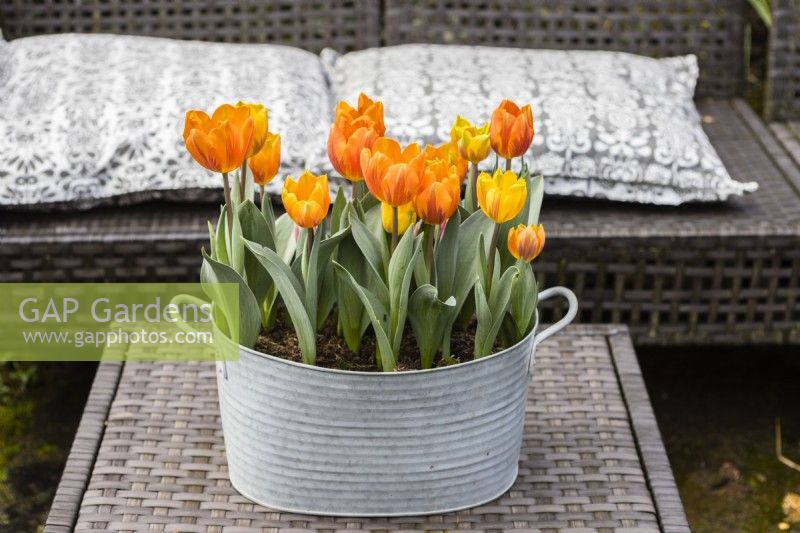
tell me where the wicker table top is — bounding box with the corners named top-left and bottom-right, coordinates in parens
top-left (45, 325), bottom-right (689, 532)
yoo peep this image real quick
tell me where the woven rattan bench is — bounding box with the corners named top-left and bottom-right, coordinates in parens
top-left (43, 324), bottom-right (689, 532)
top-left (1, 1), bottom-right (799, 346)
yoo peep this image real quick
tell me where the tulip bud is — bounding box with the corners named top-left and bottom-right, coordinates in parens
top-left (249, 132), bottom-right (281, 186)
top-left (281, 171), bottom-right (331, 229)
top-left (507, 224), bottom-right (545, 262)
top-left (235, 102), bottom-right (269, 158)
top-left (450, 115), bottom-right (491, 164)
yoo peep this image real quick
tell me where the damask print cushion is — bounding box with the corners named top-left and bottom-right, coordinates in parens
top-left (0, 33), bottom-right (331, 208)
top-left (320, 44), bottom-right (758, 205)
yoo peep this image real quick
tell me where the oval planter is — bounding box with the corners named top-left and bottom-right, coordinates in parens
top-left (215, 286), bottom-right (578, 516)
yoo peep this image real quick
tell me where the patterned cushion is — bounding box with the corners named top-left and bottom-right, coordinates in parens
top-left (320, 44), bottom-right (758, 205)
top-left (0, 33), bottom-right (330, 209)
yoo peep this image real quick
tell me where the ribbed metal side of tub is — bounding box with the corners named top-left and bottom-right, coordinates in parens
top-left (215, 333), bottom-right (534, 516)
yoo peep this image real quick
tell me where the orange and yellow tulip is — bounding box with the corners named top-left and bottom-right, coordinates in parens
top-left (360, 138), bottom-right (425, 206)
top-left (248, 132), bottom-right (281, 186)
top-left (476, 169), bottom-right (527, 223)
top-left (381, 201), bottom-right (417, 234)
top-left (281, 171), bottom-right (330, 229)
top-left (183, 104), bottom-right (254, 174)
top-left (489, 100), bottom-right (534, 160)
top-left (450, 115), bottom-right (491, 164)
top-left (424, 142), bottom-right (468, 182)
top-left (235, 102), bottom-right (269, 157)
top-left (414, 159), bottom-right (461, 225)
top-left (507, 224), bottom-right (545, 262)
top-left (327, 93), bottom-right (385, 181)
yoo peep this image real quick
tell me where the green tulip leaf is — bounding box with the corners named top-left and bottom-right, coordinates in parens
top-left (434, 210), bottom-right (460, 298)
top-left (238, 200), bottom-right (274, 303)
top-left (273, 213), bottom-right (298, 264)
top-left (474, 265), bottom-right (520, 358)
top-left (214, 207), bottom-right (230, 265)
top-left (335, 235), bottom-right (371, 352)
top-left (200, 250), bottom-right (261, 349)
top-left (387, 229), bottom-right (422, 354)
top-left (333, 261), bottom-right (395, 371)
top-left (509, 260), bottom-right (538, 341)
top-left (351, 215), bottom-right (389, 284)
top-left (242, 239), bottom-right (316, 365)
top-left (331, 187), bottom-right (348, 233)
top-left (409, 284), bottom-right (456, 369)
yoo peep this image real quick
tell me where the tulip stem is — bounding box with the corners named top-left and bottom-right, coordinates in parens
top-left (485, 223), bottom-right (501, 297)
top-left (468, 163), bottom-right (479, 211)
top-left (221, 172), bottom-right (234, 240)
top-left (423, 224), bottom-right (435, 278)
top-left (306, 227), bottom-right (314, 261)
top-left (505, 158), bottom-right (512, 171)
top-left (353, 180), bottom-right (365, 202)
top-left (239, 162), bottom-right (248, 202)
top-left (391, 206), bottom-right (399, 253)
top-left (259, 184), bottom-right (265, 207)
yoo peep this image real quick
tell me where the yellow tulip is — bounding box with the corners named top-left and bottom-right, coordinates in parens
top-left (281, 171), bottom-right (330, 229)
top-left (248, 132), bottom-right (281, 186)
top-left (476, 169), bottom-right (527, 223)
top-left (381, 201), bottom-right (416, 234)
top-left (235, 102), bottom-right (269, 157)
top-left (507, 224), bottom-right (545, 262)
top-left (450, 115), bottom-right (491, 164)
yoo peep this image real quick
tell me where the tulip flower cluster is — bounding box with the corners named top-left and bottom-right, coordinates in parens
top-left (184, 93), bottom-right (545, 370)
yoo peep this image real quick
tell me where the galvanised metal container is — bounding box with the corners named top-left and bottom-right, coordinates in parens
top-left (216, 287), bottom-right (578, 516)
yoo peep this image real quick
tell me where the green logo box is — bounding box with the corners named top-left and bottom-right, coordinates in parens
top-left (0, 283), bottom-right (240, 362)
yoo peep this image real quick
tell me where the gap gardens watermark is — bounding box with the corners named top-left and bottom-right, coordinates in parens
top-left (0, 283), bottom-right (240, 361)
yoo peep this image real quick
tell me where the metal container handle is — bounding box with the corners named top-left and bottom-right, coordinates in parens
top-left (533, 286), bottom-right (579, 348)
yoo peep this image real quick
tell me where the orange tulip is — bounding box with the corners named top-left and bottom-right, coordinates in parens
top-left (327, 93), bottom-right (385, 181)
top-left (424, 142), bottom-right (468, 182)
top-left (360, 138), bottom-right (425, 207)
top-left (381, 201), bottom-right (416, 234)
top-left (490, 100), bottom-right (534, 160)
top-left (235, 102), bottom-right (269, 157)
top-left (183, 104), bottom-right (254, 174)
top-left (248, 132), bottom-right (281, 186)
top-left (281, 171), bottom-right (330, 229)
top-left (476, 169), bottom-right (527, 223)
top-left (414, 160), bottom-right (461, 226)
top-left (507, 224), bottom-right (545, 262)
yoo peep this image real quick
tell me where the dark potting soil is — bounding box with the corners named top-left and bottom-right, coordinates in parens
top-left (255, 318), bottom-right (488, 371)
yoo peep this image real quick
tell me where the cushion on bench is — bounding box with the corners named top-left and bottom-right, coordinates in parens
top-left (0, 33), bottom-right (330, 209)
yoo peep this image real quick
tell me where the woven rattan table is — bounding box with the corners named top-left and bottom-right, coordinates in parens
top-left (44, 325), bottom-right (689, 532)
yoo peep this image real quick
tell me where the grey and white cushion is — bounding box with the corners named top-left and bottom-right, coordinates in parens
top-left (320, 44), bottom-right (758, 205)
top-left (0, 33), bottom-right (330, 208)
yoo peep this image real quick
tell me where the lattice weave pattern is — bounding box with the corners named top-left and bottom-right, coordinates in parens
top-left (0, 0), bottom-right (381, 52)
top-left (383, 0), bottom-right (745, 97)
top-left (767, 0), bottom-right (800, 120)
top-left (73, 329), bottom-right (665, 531)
